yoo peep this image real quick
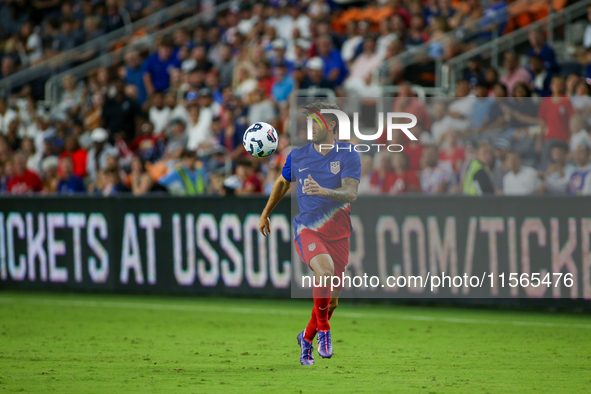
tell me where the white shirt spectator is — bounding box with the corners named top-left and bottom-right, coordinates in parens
top-left (584, 23), bottom-right (591, 48)
top-left (570, 130), bottom-right (591, 153)
top-left (0, 107), bottom-right (17, 135)
top-left (86, 143), bottom-right (118, 182)
top-left (341, 36), bottom-right (363, 63)
top-left (545, 163), bottom-right (575, 194)
top-left (447, 96), bottom-right (476, 132)
top-left (26, 32), bottom-right (43, 63)
top-left (187, 107), bottom-right (213, 150)
top-left (421, 165), bottom-right (455, 194)
top-left (503, 166), bottom-right (541, 195)
top-left (567, 163), bottom-right (591, 195)
top-left (149, 106), bottom-right (171, 136)
top-left (431, 116), bottom-right (457, 145)
top-left (377, 34), bottom-right (398, 57)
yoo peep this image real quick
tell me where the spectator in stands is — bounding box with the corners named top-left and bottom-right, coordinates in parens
top-left (272, 62), bottom-right (294, 103)
top-left (389, 152), bottom-right (420, 194)
top-left (447, 80), bottom-right (475, 134)
top-left (369, 152), bottom-right (395, 194)
top-left (86, 127), bottom-right (118, 183)
top-left (316, 34), bottom-right (347, 86)
top-left (405, 15), bottom-right (430, 52)
top-left (123, 50), bottom-right (147, 105)
top-left (430, 100), bottom-right (455, 146)
top-left (393, 83), bottom-right (432, 131)
top-left (7, 153), bottom-right (43, 194)
top-left (502, 150), bottom-right (541, 195)
top-left (0, 99), bottom-right (17, 135)
top-left (59, 135), bottom-right (87, 179)
top-left (300, 57), bottom-right (335, 93)
top-left (343, 35), bottom-right (383, 97)
top-left (529, 55), bottom-right (552, 97)
top-left (20, 138), bottom-right (42, 175)
top-left (0, 57), bottom-right (16, 80)
top-left (543, 141), bottom-right (574, 194)
top-left (187, 101), bottom-right (213, 151)
top-left (538, 76), bottom-right (574, 166)
top-left (500, 52), bottom-right (531, 97)
top-left (463, 56), bottom-right (486, 89)
top-left (128, 155), bottom-right (154, 196)
top-left (247, 87), bottom-right (276, 127)
top-left (217, 45), bottom-right (235, 88)
top-left (101, 79), bottom-right (142, 142)
top-left (420, 145), bottom-right (455, 194)
top-left (158, 149), bottom-right (209, 196)
top-left (567, 144), bottom-right (591, 195)
top-left (467, 81), bottom-right (504, 137)
top-left (463, 141), bottom-right (495, 195)
top-left (142, 36), bottom-right (181, 96)
top-left (148, 92), bottom-right (171, 136)
top-left (569, 113), bottom-right (591, 154)
top-left (439, 129), bottom-right (465, 176)
top-left (527, 29), bottom-right (558, 72)
top-left (57, 156), bottom-right (85, 194)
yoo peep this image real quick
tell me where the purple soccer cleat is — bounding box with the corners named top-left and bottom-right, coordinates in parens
top-left (297, 330), bottom-right (314, 365)
top-left (317, 330), bottom-right (333, 359)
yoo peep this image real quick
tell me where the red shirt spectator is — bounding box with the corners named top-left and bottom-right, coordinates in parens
top-left (8, 154), bottom-right (43, 194)
top-left (59, 149), bottom-right (88, 179)
top-left (388, 170), bottom-right (420, 194)
top-left (404, 142), bottom-right (423, 171)
top-left (370, 170), bottom-right (396, 193)
top-left (538, 96), bottom-right (573, 141)
top-left (244, 173), bottom-right (262, 194)
top-left (439, 145), bottom-right (465, 174)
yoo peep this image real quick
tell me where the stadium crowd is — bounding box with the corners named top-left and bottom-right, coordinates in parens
top-left (0, 0), bottom-right (591, 197)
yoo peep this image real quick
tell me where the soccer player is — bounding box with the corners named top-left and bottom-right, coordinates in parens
top-left (258, 101), bottom-right (361, 365)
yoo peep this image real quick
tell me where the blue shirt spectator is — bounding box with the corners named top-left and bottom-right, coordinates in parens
top-left (142, 37), bottom-right (181, 94)
top-left (124, 50), bottom-right (147, 104)
top-left (527, 30), bottom-right (558, 72)
top-left (57, 158), bottom-right (86, 194)
top-left (272, 65), bottom-right (294, 103)
top-left (316, 35), bottom-right (348, 86)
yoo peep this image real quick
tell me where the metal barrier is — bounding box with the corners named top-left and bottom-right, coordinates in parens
top-left (0, 0), bottom-right (206, 98)
top-left (44, 0), bottom-right (237, 106)
top-left (441, 0), bottom-right (591, 93)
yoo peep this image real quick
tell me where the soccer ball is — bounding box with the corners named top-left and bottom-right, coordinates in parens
top-left (243, 122), bottom-right (278, 158)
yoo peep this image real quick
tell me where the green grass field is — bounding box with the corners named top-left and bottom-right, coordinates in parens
top-left (0, 292), bottom-right (590, 393)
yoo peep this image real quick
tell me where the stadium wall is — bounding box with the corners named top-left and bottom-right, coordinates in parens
top-left (0, 196), bottom-right (590, 310)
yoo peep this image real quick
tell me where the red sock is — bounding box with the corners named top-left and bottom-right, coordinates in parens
top-left (313, 280), bottom-right (331, 331)
top-left (304, 307), bottom-right (317, 342)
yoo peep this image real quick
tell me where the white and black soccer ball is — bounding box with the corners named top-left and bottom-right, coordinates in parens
top-left (242, 122), bottom-right (278, 158)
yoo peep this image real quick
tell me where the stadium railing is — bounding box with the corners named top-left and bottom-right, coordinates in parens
top-left (374, 0), bottom-right (559, 88)
top-left (43, 1), bottom-right (236, 107)
top-left (440, 0), bottom-right (591, 94)
top-left (0, 0), bottom-right (213, 99)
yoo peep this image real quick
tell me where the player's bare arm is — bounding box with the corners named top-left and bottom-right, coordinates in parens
top-left (259, 175), bottom-right (291, 236)
top-left (302, 175), bottom-right (359, 204)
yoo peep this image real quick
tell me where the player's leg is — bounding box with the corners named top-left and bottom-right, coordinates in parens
top-left (309, 253), bottom-right (335, 359)
top-left (294, 232), bottom-right (333, 365)
top-left (328, 289), bottom-right (342, 320)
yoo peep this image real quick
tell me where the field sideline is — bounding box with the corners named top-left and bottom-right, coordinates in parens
top-left (0, 292), bottom-right (590, 393)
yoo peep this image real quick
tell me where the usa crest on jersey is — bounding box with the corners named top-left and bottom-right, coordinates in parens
top-left (330, 161), bottom-right (340, 174)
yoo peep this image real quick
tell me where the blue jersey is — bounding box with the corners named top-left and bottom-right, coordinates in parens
top-left (282, 141), bottom-right (361, 240)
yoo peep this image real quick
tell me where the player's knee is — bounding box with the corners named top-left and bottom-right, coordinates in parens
top-left (316, 264), bottom-right (334, 280)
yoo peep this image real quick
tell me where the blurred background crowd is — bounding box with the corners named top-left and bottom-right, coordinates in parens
top-left (0, 0), bottom-right (590, 197)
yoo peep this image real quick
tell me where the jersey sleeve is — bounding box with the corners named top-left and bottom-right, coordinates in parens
top-left (281, 152), bottom-right (294, 182)
top-left (341, 149), bottom-right (361, 181)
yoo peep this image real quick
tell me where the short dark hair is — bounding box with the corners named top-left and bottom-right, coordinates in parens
top-left (305, 100), bottom-right (340, 134)
top-left (550, 140), bottom-right (569, 152)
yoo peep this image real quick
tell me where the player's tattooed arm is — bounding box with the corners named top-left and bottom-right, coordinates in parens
top-left (303, 175), bottom-right (359, 203)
